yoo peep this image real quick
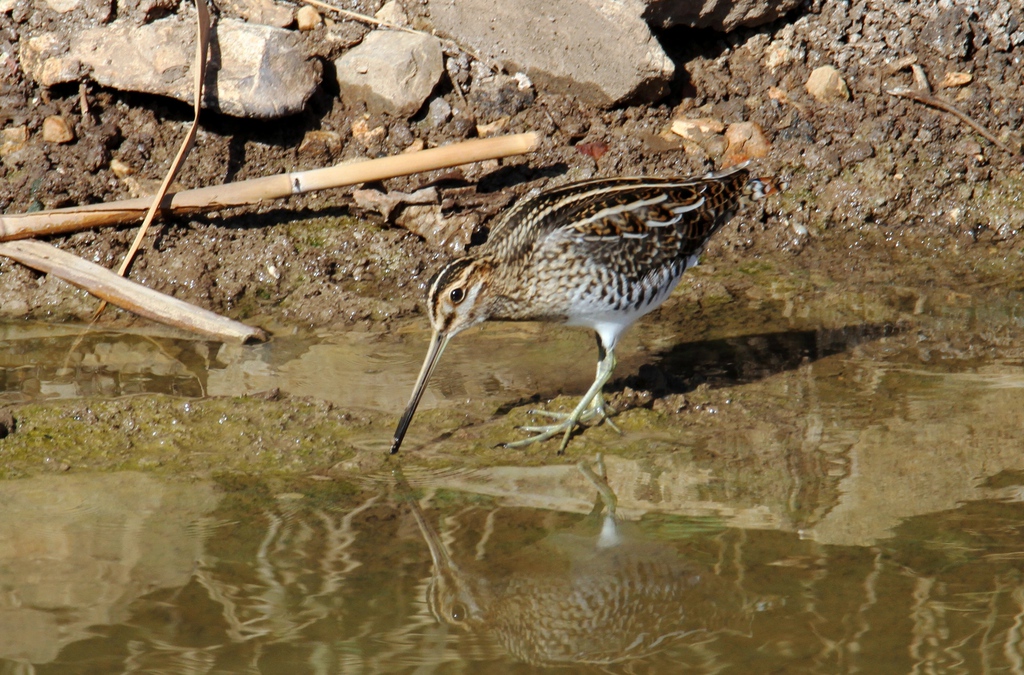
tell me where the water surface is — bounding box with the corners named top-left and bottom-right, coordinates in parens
top-left (3, 286), bottom-right (1024, 671)
top-left (2, 465), bottom-right (1024, 673)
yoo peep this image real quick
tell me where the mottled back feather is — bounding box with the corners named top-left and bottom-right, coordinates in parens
top-left (479, 166), bottom-right (754, 320)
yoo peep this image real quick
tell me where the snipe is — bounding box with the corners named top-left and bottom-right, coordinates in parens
top-left (399, 459), bottom-right (756, 667)
top-left (391, 164), bottom-right (771, 454)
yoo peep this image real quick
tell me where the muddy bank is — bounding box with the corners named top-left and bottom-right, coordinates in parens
top-left (2, 1), bottom-right (1023, 330)
top-left (2, 1), bottom-right (1024, 475)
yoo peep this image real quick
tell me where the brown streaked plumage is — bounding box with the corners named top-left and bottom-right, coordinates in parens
top-left (391, 164), bottom-right (771, 454)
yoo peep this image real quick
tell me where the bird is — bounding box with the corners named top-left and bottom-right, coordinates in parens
top-left (390, 163), bottom-right (772, 454)
top-left (398, 459), bottom-right (757, 667)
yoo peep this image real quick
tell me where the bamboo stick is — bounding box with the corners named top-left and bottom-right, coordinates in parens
top-left (0, 239), bottom-right (267, 343)
top-left (0, 132), bottom-right (541, 241)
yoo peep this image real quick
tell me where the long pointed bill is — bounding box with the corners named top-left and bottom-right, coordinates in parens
top-left (390, 330), bottom-right (451, 454)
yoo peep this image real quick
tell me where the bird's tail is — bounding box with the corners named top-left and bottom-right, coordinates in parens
top-left (744, 175), bottom-right (780, 201)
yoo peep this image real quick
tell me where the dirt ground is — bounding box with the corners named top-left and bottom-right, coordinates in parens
top-left (3, 1), bottom-right (1023, 329)
top-left (2, 2), bottom-right (1024, 476)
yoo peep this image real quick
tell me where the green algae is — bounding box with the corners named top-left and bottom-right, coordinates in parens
top-left (0, 395), bottom-right (372, 479)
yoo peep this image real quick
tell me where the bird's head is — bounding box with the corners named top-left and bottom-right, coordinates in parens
top-left (424, 256), bottom-right (496, 337)
top-left (390, 256), bottom-right (496, 454)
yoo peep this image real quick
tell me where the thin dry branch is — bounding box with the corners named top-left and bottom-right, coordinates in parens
top-left (0, 240), bottom-right (267, 343)
top-left (117, 0), bottom-right (211, 278)
top-left (0, 132), bottom-right (541, 241)
top-left (91, 0), bottom-right (211, 324)
top-left (887, 87), bottom-right (1024, 164)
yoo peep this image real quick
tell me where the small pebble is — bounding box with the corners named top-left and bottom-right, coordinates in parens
top-left (0, 125), bottom-right (28, 156)
top-left (296, 5), bottom-right (322, 31)
top-left (805, 65), bottom-right (850, 103)
top-left (723, 121), bottom-right (771, 165)
top-left (374, 0), bottom-right (409, 26)
top-left (425, 97), bottom-right (451, 128)
top-left (351, 118), bottom-right (386, 149)
top-left (670, 117), bottom-right (725, 141)
top-left (109, 157), bottom-right (134, 178)
top-left (42, 115), bottom-right (75, 143)
top-left (937, 71), bottom-right (972, 89)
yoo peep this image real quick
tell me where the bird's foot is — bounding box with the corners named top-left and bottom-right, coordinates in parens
top-left (527, 397), bottom-right (622, 432)
top-left (503, 416), bottom-right (578, 453)
top-left (505, 397), bottom-right (620, 453)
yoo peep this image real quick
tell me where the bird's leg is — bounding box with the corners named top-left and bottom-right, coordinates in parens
top-left (523, 335), bottom-right (622, 429)
top-left (506, 342), bottom-right (618, 454)
top-left (578, 453), bottom-right (622, 548)
top-left (525, 374), bottom-right (622, 431)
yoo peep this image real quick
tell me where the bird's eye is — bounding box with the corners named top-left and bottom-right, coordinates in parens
top-left (450, 602), bottom-right (468, 622)
top-left (449, 287), bottom-right (465, 304)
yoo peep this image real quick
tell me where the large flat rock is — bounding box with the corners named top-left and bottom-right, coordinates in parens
top-left (19, 15), bottom-right (321, 118)
top-left (427, 0), bottom-right (673, 106)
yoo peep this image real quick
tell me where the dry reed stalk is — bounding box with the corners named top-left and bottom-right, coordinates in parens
top-left (0, 132), bottom-right (542, 241)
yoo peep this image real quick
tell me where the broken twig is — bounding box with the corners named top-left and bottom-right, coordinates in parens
top-left (116, 0), bottom-right (211, 280)
top-left (887, 87), bottom-right (1024, 164)
top-left (0, 240), bottom-right (266, 343)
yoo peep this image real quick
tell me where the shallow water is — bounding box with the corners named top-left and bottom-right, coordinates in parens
top-left (2, 465), bottom-right (1024, 674)
top-left (3, 287), bottom-right (1024, 671)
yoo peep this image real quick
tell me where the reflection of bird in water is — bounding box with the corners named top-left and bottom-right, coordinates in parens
top-left (400, 458), bottom-right (756, 667)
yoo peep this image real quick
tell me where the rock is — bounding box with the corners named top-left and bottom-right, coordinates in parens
top-left (670, 117), bottom-right (725, 157)
top-left (425, 97), bottom-right (451, 128)
top-left (19, 33), bottom-right (82, 87)
top-left (763, 25), bottom-right (805, 73)
top-left (476, 117), bottom-right (509, 138)
top-left (388, 121), bottom-right (414, 147)
top-left (296, 4), bottom-right (322, 31)
top-left (427, 0), bottom-right (673, 106)
top-left (374, 0), bottom-right (409, 26)
top-left (937, 71), bottom-right (973, 89)
top-left (109, 157), bottom-right (134, 177)
top-left (642, 0), bottom-right (802, 31)
top-left (44, 0), bottom-right (80, 11)
top-left (396, 204), bottom-right (478, 253)
top-left (402, 138), bottom-right (425, 153)
top-left (352, 186), bottom-right (438, 220)
top-left (350, 118), bottom-right (386, 150)
top-left (466, 71), bottom-right (535, 123)
top-left (805, 65), bottom-right (850, 104)
top-left (21, 16), bottom-right (321, 118)
top-left (723, 121), bottom-right (770, 166)
top-left (335, 30), bottom-right (443, 117)
top-left (118, 0), bottom-right (180, 23)
top-left (217, 0), bottom-right (293, 28)
top-left (297, 129), bottom-right (341, 157)
top-left (670, 117), bottom-right (725, 141)
top-left (0, 125), bottom-right (28, 158)
top-left (42, 0), bottom-right (112, 22)
top-left (42, 115), bottom-right (75, 143)
top-left (575, 141), bottom-right (608, 161)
